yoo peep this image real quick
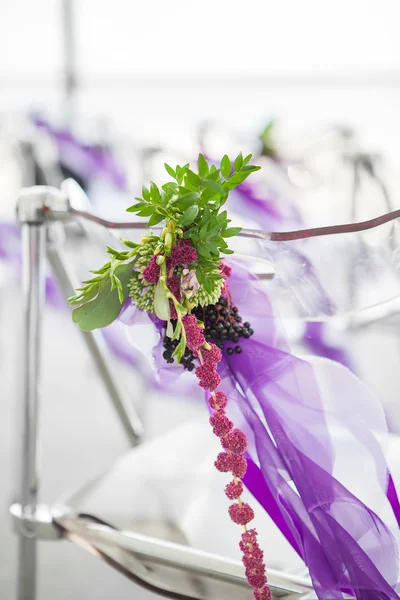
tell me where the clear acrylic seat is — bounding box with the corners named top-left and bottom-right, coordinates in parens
top-left (53, 419), bottom-right (316, 599)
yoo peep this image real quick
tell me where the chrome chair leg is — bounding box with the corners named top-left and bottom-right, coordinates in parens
top-left (15, 223), bottom-right (46, 600)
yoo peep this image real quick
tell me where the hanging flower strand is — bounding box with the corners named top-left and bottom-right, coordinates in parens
top-left (68, 153), bottom-right (270, 597)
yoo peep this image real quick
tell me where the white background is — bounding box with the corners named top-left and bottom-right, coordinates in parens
top-left (1, 0), bottom-right (399, 151)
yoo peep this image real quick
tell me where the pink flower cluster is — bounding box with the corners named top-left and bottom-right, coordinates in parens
top-left (240, 530), bottom-right (272, 599)
top-left (210, 410), bottom-right (233, 437)
top-left (229, 502), bottom-right (254, 526)
top-left (167, 239), bottom-right (198, 269)
top-left (219, 261), bottom-right (232, 297)
top-left (195, 363), bottom-right (221, 391)
top-left (208, 390), bottom-right (228, 410)
top-left (167, 275), bottom-right (182, 319)
top-left (199, 343), bottom-right (222, 363)
top-left (142, 255), bottom-right (161, 284)
top-left (220, 261), bottom-right (232, 277)
top-left (182, 314), bottom-right (205, 353)
top-left (188, 313), bottom-right (270, 599)
top-left (192, 339), bottom-right (221, 391)
top-left (225, 480), bottom-right (243, 499)
top-left (215, 451), bottom-right (247, 478)
top-left (222, 429), bottom-right (248, 454)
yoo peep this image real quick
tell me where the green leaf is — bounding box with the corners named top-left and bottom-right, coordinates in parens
top-left (206, 240), bottom-right (219, 255)
top-left (164, 163), bottom-right (176, 179)
top-left (220, 154), bottom-right (231, 178)
top-left (148, 212), bottom-right (165, 226)
top-left (234, 152), bottom-right (243, 171)
top-left (162, 182), bottom-right (178, 194)
top-left (205, 168), bottom-right (220, 181)
top-left (241, 165), bottom-right (261, 173)
top-left (142, 185), bottom-right (150, 201)
top-left (199, 221), bottom-right (209, 239)
top-left (121, 239), bottom-right (138, 249)
top-left (154, 282), bottom-right (171, 321)
top-left (198, 154), bottom-right (209, 178)
top-left (91, 262), bottom-right (111, 274)
top-left (126, 202), bottom-right (145, 212)
top-left (203, 179), bottom-right (224, 194)
top-left (172, 336), bottom-right (186, 363)
top-left (112, 274), bottom-right (125, 303)
top-left (150, 182), bottom-right (161, 204)
top-left (72, 262), bottom-right (133, 331)
top-left (222, 168), bottom-right (259, 190)
top-left (176, 165), bottom-right (184, 185)
top-left (171, 320), bottom-right (181, 341)
top-left (176, 191), bottom-right (200, 209)
top-left (197, 244), bottom-right (211, 258)
top-left (203, 278), bottom-right (212, 293)
top-left (242, 153), bottom-right (252, 166)
top-left (179, 204), bottom-right (199, 226)
top-left (222, 227), bottom-right (242, 238)
top-left (137, 206), bottom-right (155, 217)
top-left (166, 320), bottom-right (174, 338)
top-left (196, 268), bottom-right (204, 284)
top-left (106, 248), bottom-right (131, 260)
top-left (68, 284), bottom-right (99, 306)
top-left (186, 169), bottom-right (201, 186)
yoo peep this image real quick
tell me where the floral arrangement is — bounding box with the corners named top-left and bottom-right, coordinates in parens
top-left (69, 153), bottom-right (271, 599)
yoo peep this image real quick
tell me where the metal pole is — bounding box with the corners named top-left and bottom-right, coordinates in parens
top-left (46, 227), bottom-right (143, 445)
top-left (17, 223), bottom-right (46, 600)
top-left (62, 0), bottom-right (77, 127)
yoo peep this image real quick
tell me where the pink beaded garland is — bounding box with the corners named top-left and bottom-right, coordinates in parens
top-left (225, 480), bottom-right (244, 500)
top-left (188, 312), bottom-right (269, 597)
top-left (253, 587), bottom-right (272, 600)
top-left (228, 502), bottom-right (255, 526)
top-left (221, 428), bottom-right (248, 454)
top-left (208, 390), bottom-right (228, 410)
top-left (214, 452), bottom-right (231, 472)
top-left (200, 343), bottom-right (222, 363)
top-left (195, 363), bottom-right (221, 391)
top-left (182, 314), bottom-right (205, 353)
top-left (209, 410), bottom-right (233, 437)
top-left (230, 453), bottom-right (247, 478)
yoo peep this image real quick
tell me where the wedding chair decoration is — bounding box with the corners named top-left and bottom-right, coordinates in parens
top-left (13, 150), bottom-right (400, 600)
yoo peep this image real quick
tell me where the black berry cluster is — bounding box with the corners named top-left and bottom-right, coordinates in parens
top-left (192, 296), bottom-right (254, 355)
top-left (162, 296), bottom-right (254, 370)
top-left (163, 326), bottom-right (196, 370)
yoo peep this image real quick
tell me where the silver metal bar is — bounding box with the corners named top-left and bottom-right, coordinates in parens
top-left (62, 0), bottom-right (77, 126)
top-left (55, 513), bottom-right (317, 600)
top-left (16, 224), bottom-right (46, 600)
top-left (46, 232), bottom-right (143, 445)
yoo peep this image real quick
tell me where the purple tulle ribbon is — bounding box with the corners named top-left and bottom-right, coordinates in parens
top-left (222, 261), bottom-right (400, 599)
top-left (304, 322), bottom-right (353, 372)
top-left (128, 258), bottom-right (400, 599)
top-left (32, 116), bottom-right (127, 190)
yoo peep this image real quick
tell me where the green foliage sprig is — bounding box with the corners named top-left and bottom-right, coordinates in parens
top-left (69, 153), bottom-right (260, 332)
top-left (127, 153), bottom-right (259, 294)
